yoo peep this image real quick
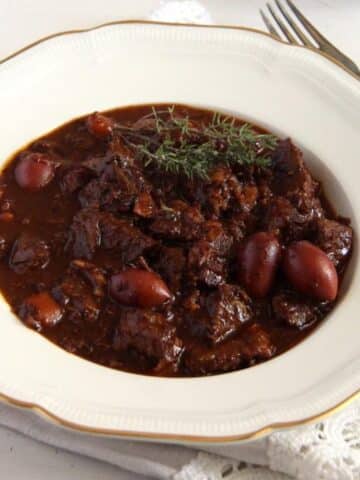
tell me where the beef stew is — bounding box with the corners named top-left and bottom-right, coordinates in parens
top-left (0, 104), bottom-right (353, 376)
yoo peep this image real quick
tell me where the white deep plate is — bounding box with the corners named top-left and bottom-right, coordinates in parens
top-left (0, 21), bottom-right (359, 444)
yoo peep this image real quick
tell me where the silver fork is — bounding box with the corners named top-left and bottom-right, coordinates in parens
top-left (260, 0), bottom-right (360, 78)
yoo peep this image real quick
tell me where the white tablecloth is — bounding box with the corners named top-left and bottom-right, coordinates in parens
top-left (0, 1), bottom-right (359, 479)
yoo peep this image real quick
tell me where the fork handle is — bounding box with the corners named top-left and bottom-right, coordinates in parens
top-left (319, 43), bottom-right (360, 78)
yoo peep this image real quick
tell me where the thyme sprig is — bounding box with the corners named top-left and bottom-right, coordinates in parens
top-left (117, 106), bottom-right (278, 179)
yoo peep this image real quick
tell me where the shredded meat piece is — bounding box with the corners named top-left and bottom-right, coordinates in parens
top-left (67, 208), bottom-right (101, 260)
top-left (225, 211), bottom-right (257, 242)
top-left (315, 218), bottom-right (352, 268)
top-left (272, 139), bottom-right (317, 204)
top-left (9, 234), bottom-right (50, 273)
top-left (100, 212), bottom-right (156, 262)
top-left (152, 246), bottom-right (186, 292)
top-left (108, 137), bottom-right (135, 164)
top-left (184, 323), bottom-right (275, 375)
top-left (133, 192), bottom-right (156, 218)
top-left (204, 166), bottom-right (233, 215)
top-left (150, 201), bottom-right (204, 241)
top-left (236, 183), bottom-right (258, 214)
top-left (270, 139), bottom-right (324, 233)
top-left (82, 154), bottom-right (113, 176)
top-left (188, 221), bottom-right (232, 286)
top-left (79, 154), bottom-right (149, 214)
top-left (262, 196), bottom-right (314, 242)
top-left (272, 292), bottom-right (319, 329)
top-left (113, 308), bottom-right (183, 371)
top-left (60, 166), bottom-right (94, 194)
top-left (70, 259), bottom-right (107, 297)
top-left (52, 273), bottom-right (100, 324)
top-left (186, 284), bottom-right (252, 344)
top-left (187, 166), bottom-right (258, 217)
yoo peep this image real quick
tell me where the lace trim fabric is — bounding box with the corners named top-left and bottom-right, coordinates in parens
top-left (176, 400), bottom-right (360, 480)
top-left (175, 453), bottom-right (290, 479)
top-left (269, 399), bottom-right (360, 479)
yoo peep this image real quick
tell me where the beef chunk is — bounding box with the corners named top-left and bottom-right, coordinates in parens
top-left (188, 221), bottom-right (232, 286)
top-left (183, 289), bottom-right (201, 312)
top-left (113, 309), bottom-right (183, 370)
top-left (70, 259), bottom-right (107, 297)
top-left (100, 213), bottom-right (156, 262)
top-left (188, 166), bottom-right (258, 217)
top-left (60, 167), bottom-right (93, 194)
top-left (272, 292), bottom-right (319, 329)
top-left (225, 211), bottom-right (257, 242)
top-left (133, 192), bottom-right (156, 218)
top-left (187, 284), bottom-right (252, 344)
top-left (67, 208), bottom-right (101, 260)
top-left (240, 323), bottom-right (276, 360)
top-left (262, 196), bottom-right (314, 242)
top-left (108, 137), bottom-right (135, 164)
top-left (104, 158), bottom-right (148, 199)
top-left (82, 154), bottom-right (111, 176)
top-left (184, 340), bottom-right (244, 375)
top-left (152, 246), bottom-right (186, 292)
top-left (79, 155), bottom-right (149, 213)
top-left (189, 167), bottom-right (235, 216)
top-left (263, 196), bottom-right (295, 234)
top-left (18, 291), bottom-right (63, 331)
top-left (150, 201), bottom-right (204, 241)
top-left (78, 178), bottom-right (105, 209)
top-left (203, 166), bottom-right (233, 216)
top-left (52, 273), bottom-right (100, 324)
top-left (188, 243), bottom-right (226, 286)
top-left (79, 177), bottom-right (136, 213)
top-left (271, 139), bottom-right (325, 226)
top-left (201, 220), bottom-right (233, 255)
top-left (184, 323), bottom-right (275, 375)
top-left (9, 234), bottom-right (50, 273)
top-left (315, 218), bottom-right (352, 268)
top-left (235, 183), bottom-right (258, 214)
top-left (272, 139), bottom-right (317, 204)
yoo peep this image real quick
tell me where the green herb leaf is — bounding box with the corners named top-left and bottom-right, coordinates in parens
top-left (116, 107), bottom-right (278, 179)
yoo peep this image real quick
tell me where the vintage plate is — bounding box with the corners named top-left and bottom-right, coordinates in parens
top-left (0, 21), bottom-right (359, 444)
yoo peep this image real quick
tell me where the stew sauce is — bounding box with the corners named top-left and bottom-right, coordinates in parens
top-left (0, 104), bottom-right (353, 376)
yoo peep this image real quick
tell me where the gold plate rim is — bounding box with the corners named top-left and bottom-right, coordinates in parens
top-left (1, 389), bottom-right (359, 443)
top-left (1, 19), bottom-right (359, 82)
top-left (0, 19), bottom-right (359, 443)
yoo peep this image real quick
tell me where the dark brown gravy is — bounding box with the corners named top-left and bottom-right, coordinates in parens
top-left (0, 104), bottom-right (353, 376)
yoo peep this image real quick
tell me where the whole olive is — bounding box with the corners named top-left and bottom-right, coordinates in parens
top-left (19, 291), bottom-right (63, 330)
top-left (86, 112), bottom-right (113, 139)
top-left (237, 231), bottom-right (281, 297)
top-left (109, 269), bottom-right (172, 308)
top-left (283, 240), bottom-right (338, 301)
top-left (15, 153), bottom-right (55, 191)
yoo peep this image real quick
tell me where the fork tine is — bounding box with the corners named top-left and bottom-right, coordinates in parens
top-left (285, 0), bottom-right (330, 48)
top-left (260, 9), bottom-right (282, 40)
top-left (266, 3), bottom-right (299, 45)
top-left (274, 0), bottom-right (314, 48)
top-left (286, 0), bottom-right (360, 76)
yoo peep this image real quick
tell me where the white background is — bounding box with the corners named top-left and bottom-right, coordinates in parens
top-left (0, 1), bottom-right (359, 479)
